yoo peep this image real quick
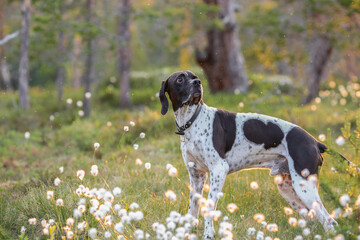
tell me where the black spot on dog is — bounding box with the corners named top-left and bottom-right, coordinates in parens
top-left (286, 127), bottom-right (325, 176)
top-left (243, 119), bottom-right (284, 149)
top-left (212, 109), bottom-right (236, 158)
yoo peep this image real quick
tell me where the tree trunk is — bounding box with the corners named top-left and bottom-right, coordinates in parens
top-left (301, 35), bottom-right (332, 104)
top-left (117, 0), bottom-right (132, 108)
top-left (72, 34), bottom-right (82, 88)
top-left (0, 0), bottom-right (3, 90)
top-left (83, 0), bottom-right (94, 117)
top-left (18, 0), bottom-right (31, 109)
top-left (56, 4), bottom-right (65, 101)
top-left (196, 0), bottom-right (248, 93)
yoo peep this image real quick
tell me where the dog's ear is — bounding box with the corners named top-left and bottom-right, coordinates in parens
top-left (159, 80), bottom-right (169, 115)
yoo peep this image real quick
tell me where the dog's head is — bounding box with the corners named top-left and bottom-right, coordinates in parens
top-left (159, 70), bottom-right (203, 115)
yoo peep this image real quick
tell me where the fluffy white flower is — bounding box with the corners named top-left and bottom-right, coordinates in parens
top-left (139, 132), bottom-right (146, 138)
top-left (93, 142), bottom-right (100, 150)
top-left (54, 177), bottom-right (61, 186)
top-left (115, 222), bottom-right (124, 233)
top-left (73, 208), bottom-right (82, 218)
top-left (56, 199), bottom-right (64, 206)
top-left (130, 202), bottom-right (139, 210)
top-left (145, 162), bottom-right (151, 169)
top-left (129, 121), bottom-right (135, 127)
top-left (104, 231), bottom-right (111, 238)
top-left (335, 136), bottom-right (345, 146)
top-left (340, 194), bottom-right (350, 207)
top-left (133, 144), bottom-right (139, 150)
top-left (59, 166), bottom-right (64, 173)
top-left (88, 228), bottom-right (97, 239)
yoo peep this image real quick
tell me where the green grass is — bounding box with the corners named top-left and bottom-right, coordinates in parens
top-left (0, 72), bottom-right (359, 239)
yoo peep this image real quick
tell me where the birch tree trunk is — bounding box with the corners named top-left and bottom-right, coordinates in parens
top-left (117, 0), bottom-right (132, 108)
top-left (301, 35), bottom-right (332, 104)
top-left (196, 0), bottom-right (248, 93)
top-left (83, 0), bottom-right (94, 117)
top-left (56, 4), bottom-right (65, 101)
top-left (18, 0), bottom-right (31, 109)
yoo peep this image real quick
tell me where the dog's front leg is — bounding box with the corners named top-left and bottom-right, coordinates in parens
top-left (188, 168), bottom-right (207, 217)
top-left (203, 163), bottom-right (229, 239)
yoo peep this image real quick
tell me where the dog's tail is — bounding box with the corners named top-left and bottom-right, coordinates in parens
top-left (320, 142), bottom-right (360, 173)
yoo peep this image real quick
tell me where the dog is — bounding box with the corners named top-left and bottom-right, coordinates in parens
top-left (159, 70), bottom-right (356, 239)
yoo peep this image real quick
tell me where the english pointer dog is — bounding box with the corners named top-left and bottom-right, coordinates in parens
top-left (159, 70), bottom-right (356, 238)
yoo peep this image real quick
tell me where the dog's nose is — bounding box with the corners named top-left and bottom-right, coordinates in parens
top-left (193, 79), bottom-right (201, 85)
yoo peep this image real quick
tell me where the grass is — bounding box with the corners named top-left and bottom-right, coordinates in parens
top-left (0, 71), bottom-right (359, 239)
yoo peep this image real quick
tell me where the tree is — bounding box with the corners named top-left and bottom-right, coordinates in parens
top-left (195, 0), bottom-right (248, 93)
top-left (83, 0), bottom-right (94, 117)
top-left (18, 0), bottom-right (31, 109)
top-left (56, 2), bottom-right (65, 101)
top-left (117, 0), bottom-right (132, 108)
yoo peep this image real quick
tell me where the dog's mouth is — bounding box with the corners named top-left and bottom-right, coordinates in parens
top-left (191, 92), bottom-right (201, 105)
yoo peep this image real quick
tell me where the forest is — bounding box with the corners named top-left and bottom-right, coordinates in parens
top-left (0, 0), bottom-right (359, 239)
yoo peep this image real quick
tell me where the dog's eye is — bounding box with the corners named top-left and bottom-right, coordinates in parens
top-left (176, 77), bottom-right (183, 83)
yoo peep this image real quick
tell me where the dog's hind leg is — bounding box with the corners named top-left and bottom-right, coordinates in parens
top-left (287, 160), bottom-right (337, 232)
top-left (277, 174), bottom-right (308, 211)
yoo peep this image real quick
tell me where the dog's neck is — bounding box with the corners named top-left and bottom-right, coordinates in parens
top-left (174, 104), bottom-right (201, 128)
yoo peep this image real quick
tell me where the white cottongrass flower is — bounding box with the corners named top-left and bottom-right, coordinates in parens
top-left (303, 227), bottom-right (311, 236)
top-left (74, 208), bottom-right (82, 218)
top-left (298, 219), bottom-right (306, 228)
top-left (46, 190), bottom-right (54, 200)
top-left (20, 226), bottom-right (26, 233)
top-left (66, 218), bottom-right (74, 226)
top-left (54, 177), bottom-right (61, 186)
top-left (274, 175), bottom-right (283, 184)
top-left (188, 162), bottom-right (195, 168)
top-left (24, 131), bottom-right (30, 139)
top-left (93, 142), bottom-right (100, 150)
top-left (301, 168), bottom-right (310, 178)
top-left (261, 221), bottom-right (267, 228)
top-left (129, 121), bottom-right (135, 127)
top-left (266, 223), bottom-right (278, 232)
top-left (318, 134), bottom-right (326, 141)
top-left (78, 110), bottom-right (84, 117)
top-left (253, 213), bottom-right (265, 223)
top-left (130, 211), bottom-right (144, 221)
top-left (49, 115), bottom-right (55, 121)
top-left (299, 208), bottom-right (308, 217)
top-left (66, 98), bottom-right (73, 104)
top-left (56, 199), bottom-right (64, 206)
top-left (41, 219), bottom-right (47, 227)
top-left (113, 187), bottom-right (122, 196)
top-left (314, 235), bottom-right (322, 239)
top-left (88, 228), bottom-right (97, 239)
top-left (66, 231), bottom-right (74, 239)
top-left (114, 222), bottom-right (124, 233)
top-left (217, 192), bottom-right (224, 199)
top-left (90, 165), bottom-right (99, 176)
top-left (294, 235), bottom-right (303, 240)
top-left (166, 163), bottom-right (173, 170)
top-left (247, 227), bottom-right (256, 236)
top-left (250, 181), bottom-right (259, 189)
top-left (48, 219), bottom-right (55, 225)
top-left (104, 231), bottom-right (111, 238)
top-left (139, 132), bottom-right (146, 138)
top-left (168, 166), bottom-right (178, 177)
top-left (130, 202), bottom-right (139, 210)
top-left (134, 229), bottom-right (144, 240)
top-left (136, 158), bottom-right (143, 166)
top-left (288, 217), bottom-right (297, 226)
top-left (77, 221), bottom-right (86, 231)
top-left (118, 209), bottom-right (127, 217)
top-left (340, 194), bottom-right (350, 207)
top-left (124, 126), bottom-right (129, 132)
top-left (59, 166), bottom-right (64, 173)
top-left (76, 170), bottom-right (85, 180)
top-left (133, 144), bottom-right (139, 150)
top-left (335, 136), bottom-right (345, 146)
top-left (28, 218), bottom-right (37, 225)
top-left (43, 229), bottom-right (49, 236)
top-left (145, 162), bottom-right (151, 169)
top-left (165, 190), bottom-right (177, 201)
top-left (284, 207), bottom-right (293, 215)
top-left (85, 92), bottom-right (91, 99)
top-left (104, 191), bottom-right (114, 202)
top-left (76, 100), bottom-right (83, 107)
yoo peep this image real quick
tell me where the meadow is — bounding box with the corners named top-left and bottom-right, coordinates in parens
top-left (0, 69), bottom-right (359, 239)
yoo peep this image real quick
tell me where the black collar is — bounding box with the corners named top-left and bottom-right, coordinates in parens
top-left (175, 104), bottom-right (203, 135)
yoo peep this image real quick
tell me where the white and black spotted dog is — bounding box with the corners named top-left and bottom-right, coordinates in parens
top-left (159, 70), bottom-right (357, 239)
